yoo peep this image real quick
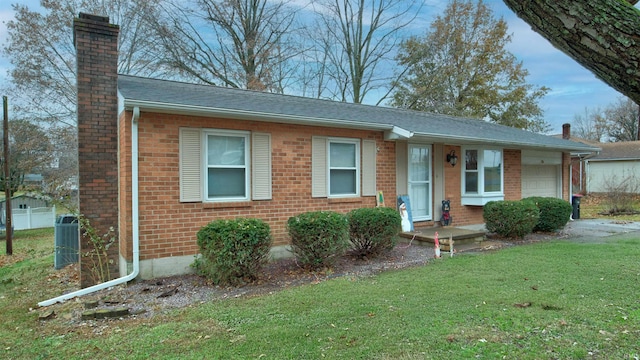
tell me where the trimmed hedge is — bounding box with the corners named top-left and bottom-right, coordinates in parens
top-left (524, 196), bottom-right (572, 232)
top-left (347, 207), bottom-right (401, 258)
top-left (483, 200), bottom-right (539, 238)
top-left (194, 218), bottom-right (272, 285)
top-left (287, 211), bottom-right (349, 269)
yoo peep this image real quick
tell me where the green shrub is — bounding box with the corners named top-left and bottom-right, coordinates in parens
top-left (347, 207), bottom-right (401, 258)
top-left (194, 218), bottom-right (272, 285)
top-left (483, 200), bottom-right (539, 238)
top-left (524, 197), bottom-right (572, 232)
top-left (287, 211), bottom-right (349, 269)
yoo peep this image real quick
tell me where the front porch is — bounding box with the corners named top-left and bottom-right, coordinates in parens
top-left (399, 224), bottom-right (487, 252)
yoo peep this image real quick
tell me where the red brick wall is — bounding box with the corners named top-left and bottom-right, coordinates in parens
top-left (504, 149), bottom-right (522, 200)
top-left (118, 111), bottom-right (397, 261)
top-left (443, 145), bottom-right (463, 222)
top-left (74, 14), bottom-right (120, 287)
top-left (443, 146), bottom-right (522, 226)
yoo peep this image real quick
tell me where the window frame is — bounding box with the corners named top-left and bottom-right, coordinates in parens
top-left (327, 138), bottom-right (360, 198)
top-left (203, 129), bottom-right (251, 202)
top-left (461, 147), bottom-right (504, 206)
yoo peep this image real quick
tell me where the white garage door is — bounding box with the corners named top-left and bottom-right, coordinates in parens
top-left (522, 165), bottom-right (559, 198)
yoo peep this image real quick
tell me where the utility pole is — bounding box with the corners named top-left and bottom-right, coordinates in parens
top-left (3, 96), bottom-right (12, 255)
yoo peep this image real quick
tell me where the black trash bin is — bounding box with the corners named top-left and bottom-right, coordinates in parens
top-left (572, 194), bottom-right (583, 220)
top-left (54, 215), bottom-right (79, 269)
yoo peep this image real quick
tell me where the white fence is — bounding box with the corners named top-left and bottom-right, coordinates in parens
top-left (4, 206), bottom-right (56, 230)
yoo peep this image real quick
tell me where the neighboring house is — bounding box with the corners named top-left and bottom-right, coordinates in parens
top-left (73, 14), bottom-right (599, 285)
top-left (0, 194), bottom-right (54, 230)
top-left (0, 194), bottom-right (50, 213)
top-left (584, 141), bottom-right (640, 193)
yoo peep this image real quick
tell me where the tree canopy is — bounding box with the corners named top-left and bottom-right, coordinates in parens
top-left (2, 0), bottom-right (166, 127)
top-left (1, 0), bottom-right (562, 128)
top-left (391, 0), bottom-right (549, 132)
top-left (0, 119), bottom-right (52, 192)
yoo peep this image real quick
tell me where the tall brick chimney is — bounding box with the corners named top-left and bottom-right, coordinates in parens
top-left (74, 13), bottom-right (120, 287)
top-left (562, 123), bottom-right (570, 140)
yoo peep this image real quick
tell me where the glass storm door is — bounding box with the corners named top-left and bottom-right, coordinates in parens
top-left (408, 144), bottom-right (432, 221)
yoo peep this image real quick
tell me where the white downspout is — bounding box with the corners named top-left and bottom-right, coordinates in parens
top-left (39, 107), bottom-right (141, 307)
top-left (569, 162), bottom-right (573, 202)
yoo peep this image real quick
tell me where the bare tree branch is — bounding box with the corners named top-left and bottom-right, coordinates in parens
top-left (152, 0), bottom-right (299, 92)
top-left (308, 0), bottom-right (422, 103)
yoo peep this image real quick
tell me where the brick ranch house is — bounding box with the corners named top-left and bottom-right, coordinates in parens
top-left (73, 14), bottom-right (599, 287)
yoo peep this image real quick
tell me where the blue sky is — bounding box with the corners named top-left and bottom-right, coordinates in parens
top-left (0, 1), bottom-right (632, 134)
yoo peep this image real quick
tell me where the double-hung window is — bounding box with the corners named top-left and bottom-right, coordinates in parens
top-left (311, 136), bottom-right (375, 198)
top-left (329, 139), bottom-right (360, 197)
top-left (462, 148), bottom-right (504, 205)
top-left (179, 128), bottom-right (271, 203)
top-left (205, 130), bottom-right (250, 201)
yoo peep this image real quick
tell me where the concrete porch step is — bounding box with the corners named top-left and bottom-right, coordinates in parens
top-left (399, 226), bottom-right (486, 251)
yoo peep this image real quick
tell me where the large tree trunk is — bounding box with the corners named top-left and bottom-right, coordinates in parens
top-left (502, 1), bottom-right (640, 104)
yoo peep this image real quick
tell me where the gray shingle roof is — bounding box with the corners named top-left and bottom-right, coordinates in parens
top-left (118, 75), bottom-right (599, 152)
top-left (588, 141), bottom-right (640, 161)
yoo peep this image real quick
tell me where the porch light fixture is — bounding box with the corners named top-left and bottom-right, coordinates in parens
top-left (446, 150), bottom-right (458, 167)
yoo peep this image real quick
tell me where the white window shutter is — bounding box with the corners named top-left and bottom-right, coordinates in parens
top-left (312, 136), bottom-right (328, 197)
top-left (362, 140), bottom-right (376, 196)
top-left (179, 128), bottom-right (202, 202)
top-left (252, 132), bottom-right (272, 200)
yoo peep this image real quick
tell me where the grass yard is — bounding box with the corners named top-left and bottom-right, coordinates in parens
top-left (1, 227), bottom-right (639, 359)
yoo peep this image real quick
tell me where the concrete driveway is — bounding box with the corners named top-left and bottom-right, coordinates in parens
top-left (564, 218), bottom-right (640, 240)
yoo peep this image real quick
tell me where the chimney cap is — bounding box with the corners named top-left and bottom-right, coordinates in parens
top-left (79, 13), bottom-right (109, 23)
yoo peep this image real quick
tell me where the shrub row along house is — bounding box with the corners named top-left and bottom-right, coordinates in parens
top-left (71, 14), bottom-right (599, 289)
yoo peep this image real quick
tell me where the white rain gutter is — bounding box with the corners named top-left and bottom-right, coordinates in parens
top-left (39, 107), bottom-right (141, 307)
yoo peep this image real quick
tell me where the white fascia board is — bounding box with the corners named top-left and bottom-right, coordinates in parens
top-left (411, 132), bottom-right (600, 153)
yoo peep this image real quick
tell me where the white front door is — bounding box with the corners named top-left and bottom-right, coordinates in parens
top-left (408, 144), bottom-right (432, 221)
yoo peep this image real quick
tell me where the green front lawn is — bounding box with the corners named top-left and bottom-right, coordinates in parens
top-left (1, 228), bottom-right (639, 359)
